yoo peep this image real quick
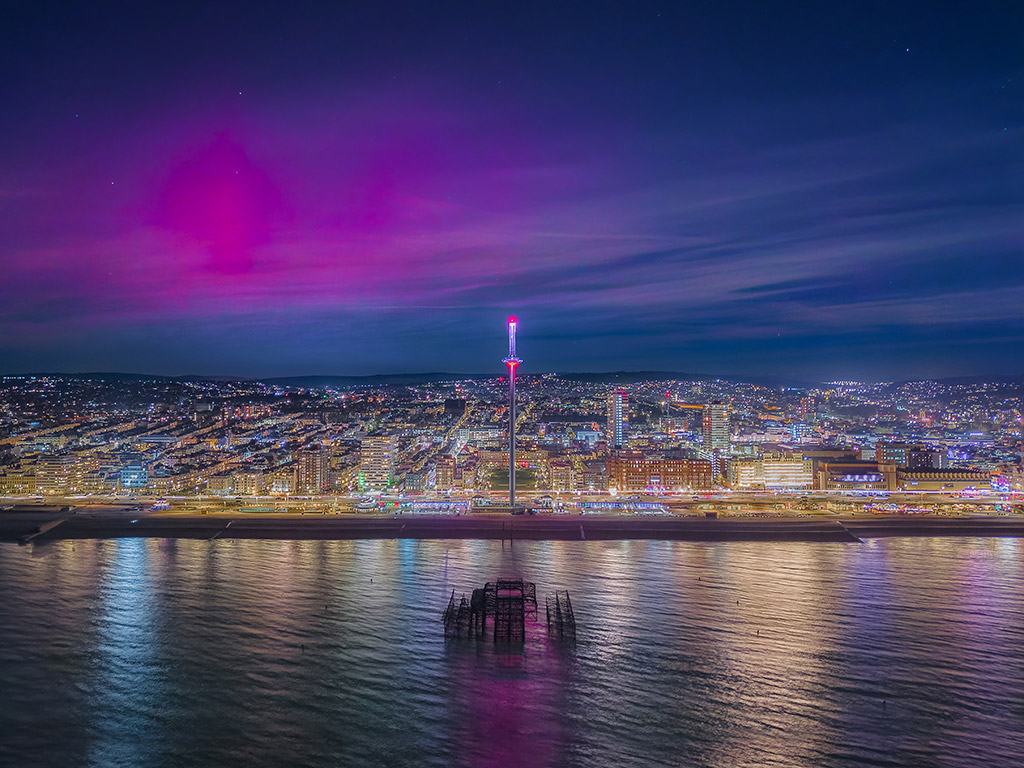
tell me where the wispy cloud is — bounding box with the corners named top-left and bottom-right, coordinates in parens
top-left (1, 80), bottom-right (1022, 375)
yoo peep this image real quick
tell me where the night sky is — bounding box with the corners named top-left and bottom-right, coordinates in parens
top-left (2, 1), bottom-right (1022, 380)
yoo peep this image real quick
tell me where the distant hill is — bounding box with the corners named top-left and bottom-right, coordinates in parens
top-left (4, 371), bottom-right (494, 386)
top-left (552, 370), bottom-right (692, 383)
top-left (13, 369), bottom-right (793, 386)
top-left (552, 371), bottom-right (815, 387)
top-left (924, 375), bottom-right (1024, 386)
top-left (10, 371), bottom-right (183, 382)
top-left (12, 370), bottom-right (1019, 388)
top-left (263, 373), bottom-right (496, 387)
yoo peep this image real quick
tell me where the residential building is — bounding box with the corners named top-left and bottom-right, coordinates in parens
top-left (606, 390), bottom-right (629, 448)
top-left (703, 401), bottom-right (730, 452)
top-left (360, 434), bottom-right (398, 490)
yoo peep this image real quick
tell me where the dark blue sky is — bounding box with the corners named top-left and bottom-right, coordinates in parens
top-left (1, 1), bottom-right (1022, 379)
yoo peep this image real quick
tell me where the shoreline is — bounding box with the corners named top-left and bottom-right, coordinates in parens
top-left (4, 508), bottom-right (1024, 544)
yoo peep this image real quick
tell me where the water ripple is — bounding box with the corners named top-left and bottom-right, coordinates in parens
top-left (1, 537), bottom-right (1023, 767)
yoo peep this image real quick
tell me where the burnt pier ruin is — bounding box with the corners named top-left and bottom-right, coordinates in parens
top-left (546, 590), bottom-right (576, 641)
top-left (443, 577), bottom-right (575, 643)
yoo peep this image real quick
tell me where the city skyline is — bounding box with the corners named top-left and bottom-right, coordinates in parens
top-left (2, 3), bottom-right (1022, 379)
top-left (2, 368), bottom-right (1018, 501)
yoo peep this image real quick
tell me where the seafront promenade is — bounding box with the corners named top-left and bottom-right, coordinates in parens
top-left (3, 505), bottom-right (1024, 544)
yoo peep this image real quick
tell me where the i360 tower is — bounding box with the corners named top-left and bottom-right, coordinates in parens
top-left (503, 316), bottom-right (522, 507)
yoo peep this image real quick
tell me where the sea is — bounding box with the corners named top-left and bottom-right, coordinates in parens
top-left (1, 537), bottom-right (1022, 768)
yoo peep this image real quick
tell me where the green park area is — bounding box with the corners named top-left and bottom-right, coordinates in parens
top-left (488, 468), bottom-right (538, 490)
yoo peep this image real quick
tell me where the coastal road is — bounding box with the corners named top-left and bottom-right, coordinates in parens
top-left (3, 508), bottom-right (1024, 544)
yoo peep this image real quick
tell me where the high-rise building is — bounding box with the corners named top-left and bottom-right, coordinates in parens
top-left (606, 390), bottom-right (629, 448)
top-left (435, 456), bottom-right (456, 491)
top-left (297, 448), bottom-right (329, 494)
top-left (360, 435), bottom-right (398, 490)
top-left (702, 401), bottom-right (730, 453)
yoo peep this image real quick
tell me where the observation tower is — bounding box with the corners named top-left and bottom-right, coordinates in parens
top-left (502, 317), bottom-right (522, 507)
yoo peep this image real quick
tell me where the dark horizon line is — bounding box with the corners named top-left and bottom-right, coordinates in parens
top-left (4, 369), bottom-right (1024, 388)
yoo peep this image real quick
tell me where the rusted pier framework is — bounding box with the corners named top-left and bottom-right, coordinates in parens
top-left (443, 577), bottom-right (569, 643)
top-left (546, 590), bottom-right (576, 641)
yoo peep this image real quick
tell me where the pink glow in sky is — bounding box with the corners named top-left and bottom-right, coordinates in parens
top-left (155, 134), bottom-right (287, 274)
top-left (2, 2), bottom-right (1023, 377)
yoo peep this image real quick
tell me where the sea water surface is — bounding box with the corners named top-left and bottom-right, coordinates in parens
top-left (1, 537), bottom-right (1023, 767)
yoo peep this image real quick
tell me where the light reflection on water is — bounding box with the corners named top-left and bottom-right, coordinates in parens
top-left (1, 538), bottom-right (1023, 767)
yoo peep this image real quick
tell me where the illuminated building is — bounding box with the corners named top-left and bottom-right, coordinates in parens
top-left (606, 390), bottom-right (629, 448)
top-left (875, 441), bottom-right (946, 469)
top-left (434, 456), bottom-right (476, 491)
top-left (729, 458), bottom-right (762, 490)
top-left (455, 426), bottom-right (504, 444)
top-left (436, 456), bottom-right (456, 491)
top-left (549, 459), bottom-right (575, 492)
top-left (817, 461), bottom-right (897, 491)
top-left (478, 449), bottom-right (549, 471)
top-left (36, 454), bottom-right (81, 495)
top-left (360, 435), bottom-right (398, 490)
top-left (898, 469), bottom-right (991, 492)
top-left (119, 462), bottom-right (148, 491)
top-left (789, 422), bottom-right (813, 442)
top-left (233, 470), bottom-right (261, 496)
top-left (702, 401), bottom-right (730, 452)
top-left (297, 448), bottom-right (329, 494)
top-left (607, 452), bottom-right (713, 491)
top-left (207, 474), bottom-right (234, 495)
top-left (580, 460), bottom-right (608, 492)
top-left (0, 468), bottom-right (37, 495)
top-left (403, 468), bottom-right (429, 493)
top-left (267, 464), bottom-right (297, 495)
top-left (575, 428), bottom-right (601, 448)
top-left (799, 447), bottom-right (861, 480)
top-left (728, 453), bottom-right (813, 490)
